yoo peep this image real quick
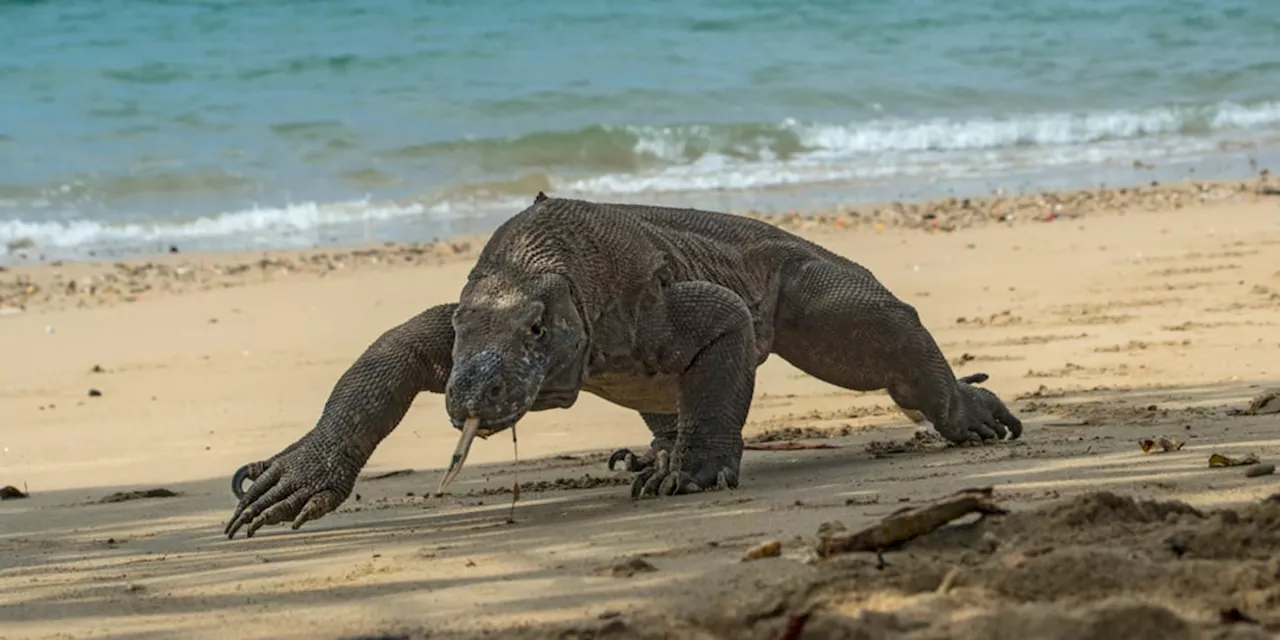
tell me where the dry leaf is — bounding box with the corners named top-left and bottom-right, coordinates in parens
top-left (1208, 452), bottom-right (1260, 468)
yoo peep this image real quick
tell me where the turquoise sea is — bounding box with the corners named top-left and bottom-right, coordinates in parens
top-left (2, 0), bottom-right (1279, 260)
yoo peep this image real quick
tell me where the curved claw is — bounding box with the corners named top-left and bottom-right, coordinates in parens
top-left (231, 464), bottom-right (253, 500)
top-left (630, 450), bottom-right (738, 500)
top-left (223, 441), bottom-right (357, 539)
top-left (608, 448), bottom-right (637, 472)
top-left (630, 467), bottom-right (656, 499)
top-left (942, 380), bottom-right (1023, 445)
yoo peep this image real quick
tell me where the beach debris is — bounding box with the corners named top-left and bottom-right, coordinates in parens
top-left (741, 539), bottom-right (782, 562)
top-left (817, 520), bottom-right (848, 536)
top-left (1139, 437), bottom-right (1184, 453)
top-left (1245, 388), bottom-right (1280, 415)
top-left (90, 364), bottom-right (105, 373)
top-left (435, 416), bottom-right (482, 496)
top-left (1244, 464), bottom-right (1275, 478)
top-left (0, 485), bottom-right (28, 500)
top-left (744, 441), bottom-right (838, 451)
top-left (864, 430), bottom-right (948, 457)
top-left (814, 487), bottom-right (1007, 560)
top-left (1208, 453), bottom-right (1260, 468)
top-left (594, 557), bottom-right (658, 578)
top-left (1043, 418), bottom-right (1089, 427)
top-left (87, 388), bottom-right (102, 397)
top-left (365, 468), bottom-right (414, 481)
top-left (97, 488), bottom-right (180, 503)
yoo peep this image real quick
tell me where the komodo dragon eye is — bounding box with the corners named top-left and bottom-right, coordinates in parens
top-left (529, 321), bottom-right (545, 338)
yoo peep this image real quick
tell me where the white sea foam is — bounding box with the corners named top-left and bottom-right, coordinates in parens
top-left (0, 199), bottom-right (435, 252)
top-left (567, 101), bottom-right (1280, 196)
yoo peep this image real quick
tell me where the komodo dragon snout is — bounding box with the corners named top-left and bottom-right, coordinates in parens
top-left (444, 271), bottom-right (587, 437)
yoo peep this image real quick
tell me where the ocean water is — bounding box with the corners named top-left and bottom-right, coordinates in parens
top-left (2, 0), bottom-right (1279, 260)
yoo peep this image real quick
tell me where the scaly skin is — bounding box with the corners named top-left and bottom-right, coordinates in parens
top-left (225, 194), bottom-right (1023, 539)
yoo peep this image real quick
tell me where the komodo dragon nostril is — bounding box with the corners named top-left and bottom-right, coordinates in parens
top-left (487, 381), bottom-right (504, 398)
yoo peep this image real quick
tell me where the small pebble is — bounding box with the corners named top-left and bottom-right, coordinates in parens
top-left (741, 539), bottom-right (782, 562)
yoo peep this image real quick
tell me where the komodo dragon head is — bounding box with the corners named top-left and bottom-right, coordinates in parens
top-left (442, 194), bottom-right (589, 440)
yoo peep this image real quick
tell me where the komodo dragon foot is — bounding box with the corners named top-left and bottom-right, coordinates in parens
top-left (629, 449), bottom-right (737, 498)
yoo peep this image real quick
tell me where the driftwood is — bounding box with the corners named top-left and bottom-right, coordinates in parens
top-left (815, 487), bottom-right (1007, 559)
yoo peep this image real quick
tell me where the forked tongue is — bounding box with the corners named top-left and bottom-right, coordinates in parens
top-left (435, 417), bottom-right (481, 496)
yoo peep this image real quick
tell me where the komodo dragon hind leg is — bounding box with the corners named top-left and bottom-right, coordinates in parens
top-left (607, 413), bottom-right (678, 472)
top-left (771, 259), bottom-right (1021, 445)
top-left (631, 281), bottom-right (758, 499)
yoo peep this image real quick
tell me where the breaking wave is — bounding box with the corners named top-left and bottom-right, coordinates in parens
top-left (3, 100), bottom-right (1278, 257)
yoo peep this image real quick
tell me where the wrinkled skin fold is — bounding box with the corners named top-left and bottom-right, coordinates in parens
top-left (224, 194), bottom-right (1023, 539)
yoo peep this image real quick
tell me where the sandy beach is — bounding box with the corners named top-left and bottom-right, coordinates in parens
top-left (3, 181), bottom-right (1280, 639)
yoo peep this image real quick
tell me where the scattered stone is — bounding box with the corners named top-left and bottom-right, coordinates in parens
top-left (1245, 389), bottom-right (1280, 415)
top-left (1138, 437), bottom-right (1184, 453)
top-left (741, 539), bottom-right (782, 562)
top-left (87, 388), bottom-right (102, 397)
top-left (1, 485), bottom-right (28, 500)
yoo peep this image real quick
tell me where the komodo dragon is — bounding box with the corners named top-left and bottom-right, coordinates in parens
top-left (224, 193), bottom-right (1023, 539)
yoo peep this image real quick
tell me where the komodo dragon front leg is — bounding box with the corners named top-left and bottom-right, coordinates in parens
top-left (224, 303), bottom-right (457, 539)
top-left (772, 258), bottom-right (1022, 444)
top-left (629, 280), bottom-right (759, 498)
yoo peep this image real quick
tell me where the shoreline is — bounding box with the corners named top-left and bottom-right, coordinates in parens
top-left (2, 173), bottom-right (1275, 316)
